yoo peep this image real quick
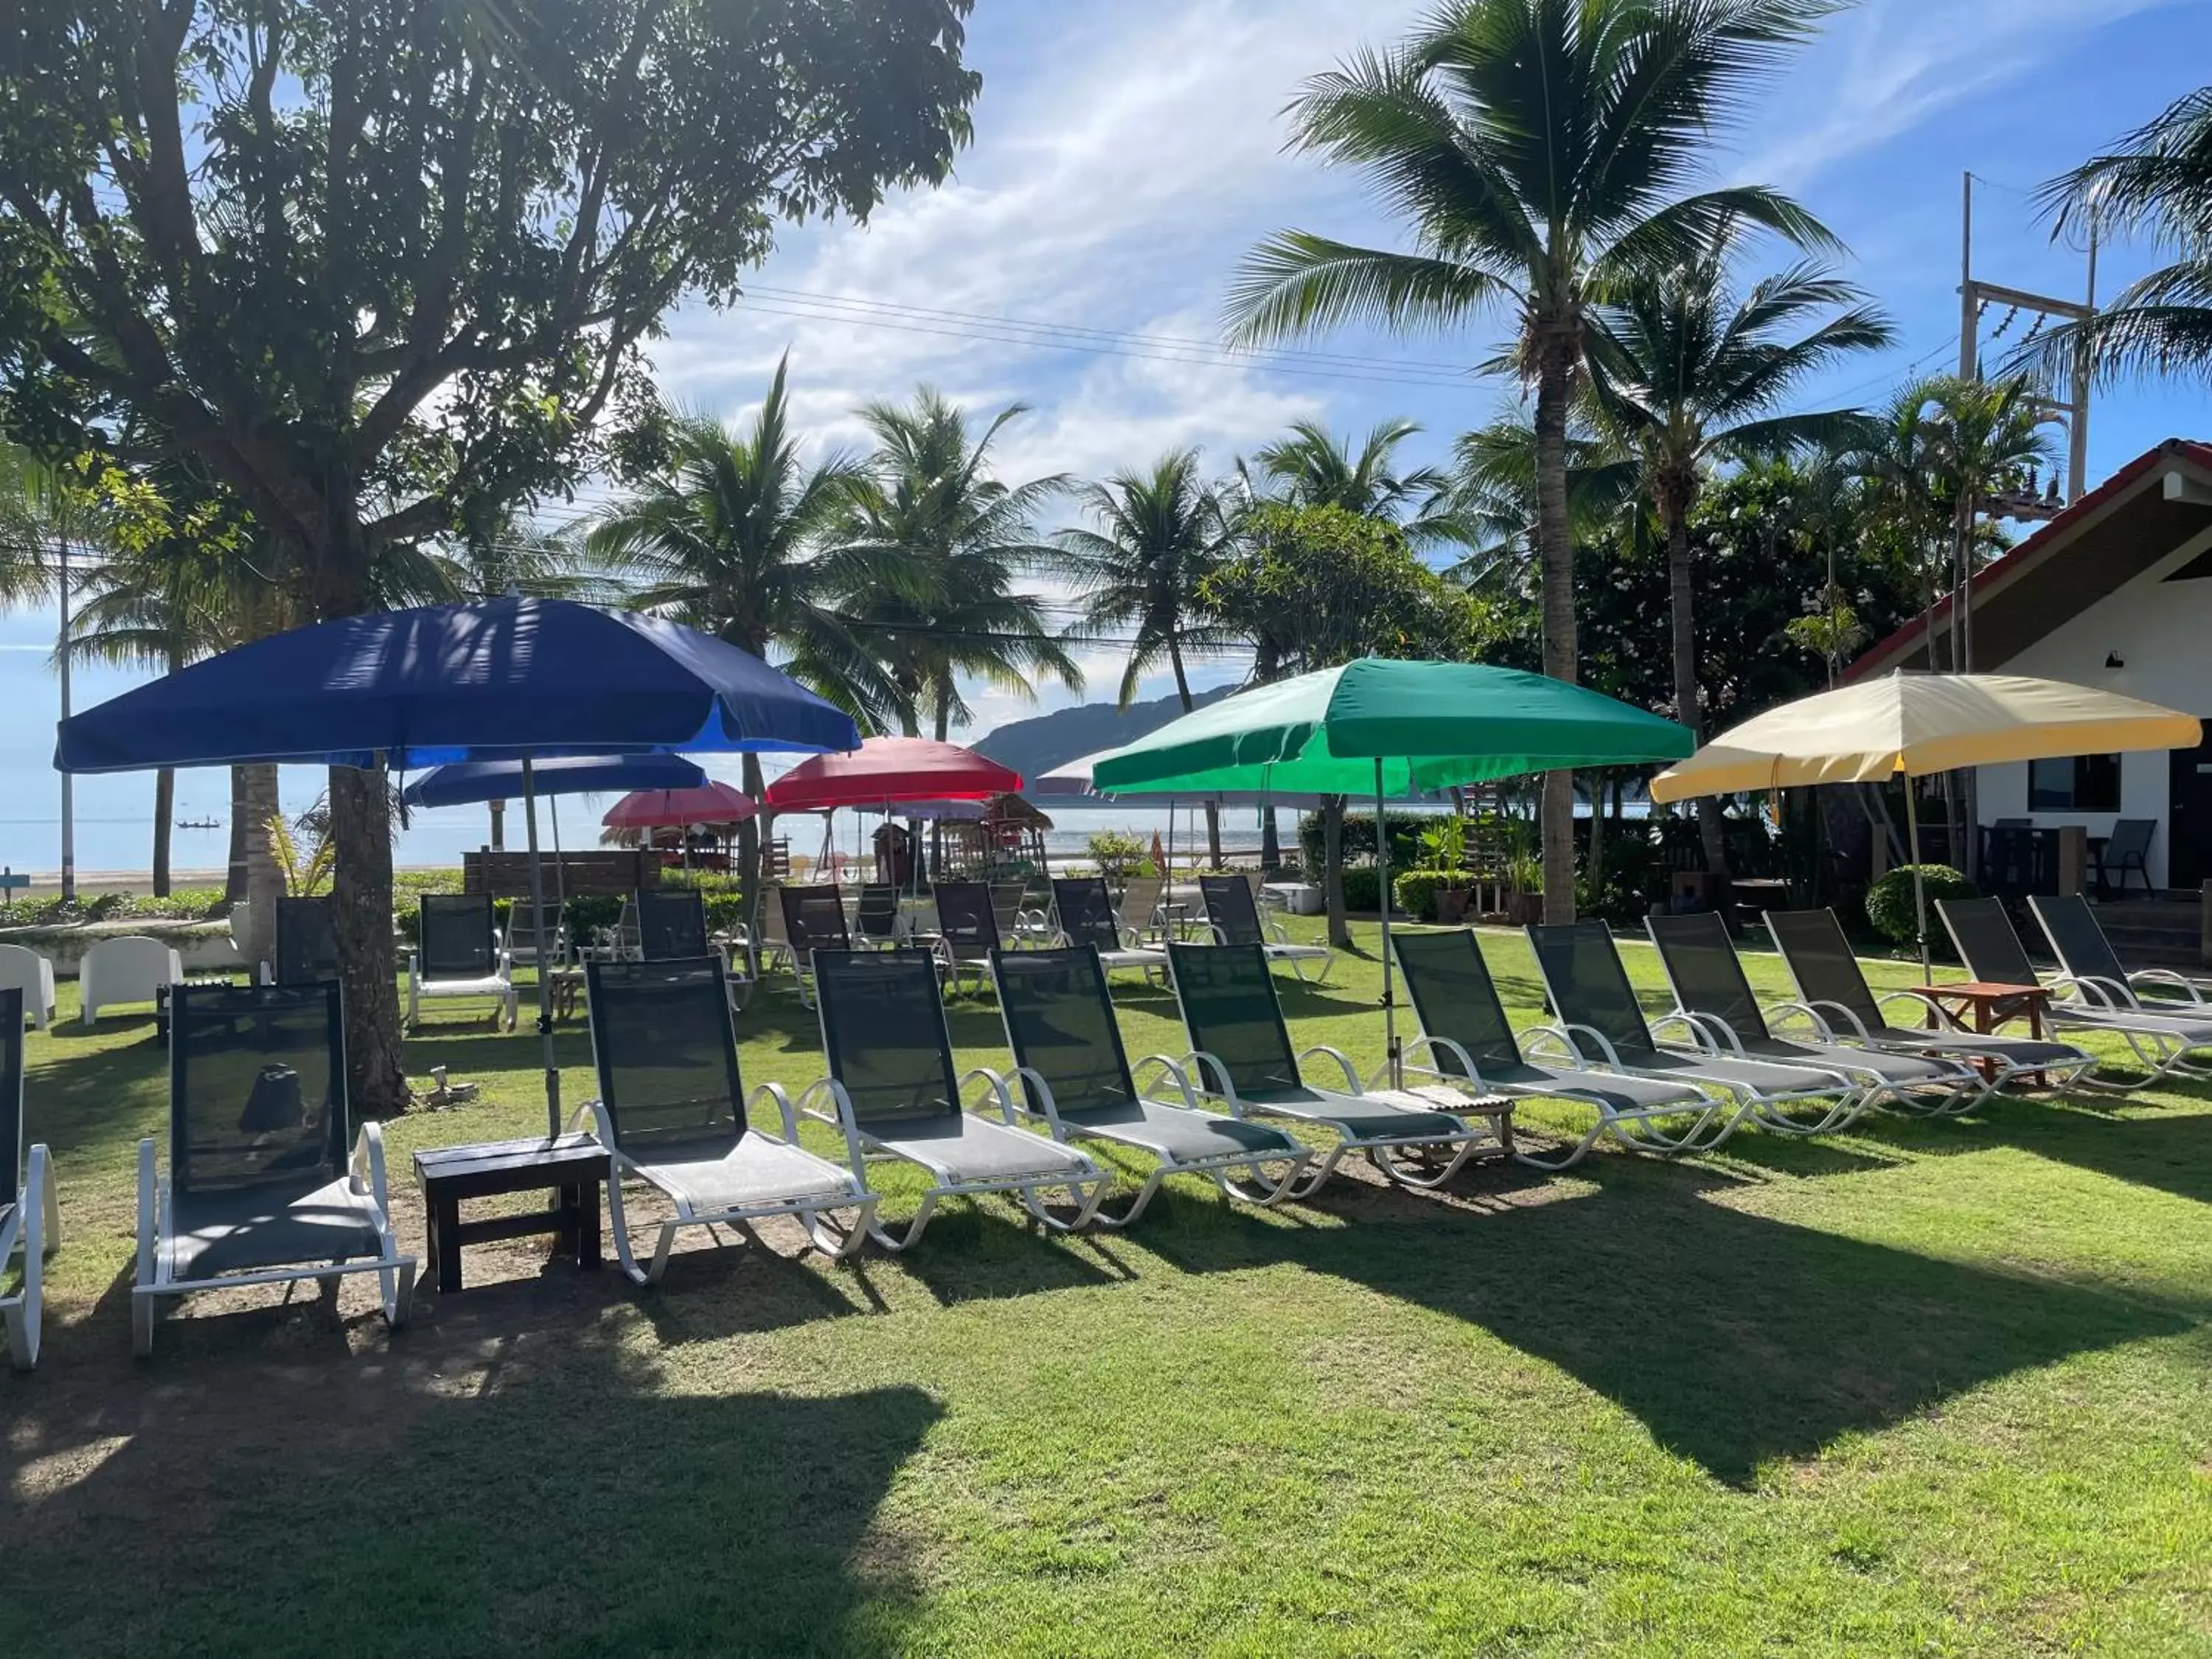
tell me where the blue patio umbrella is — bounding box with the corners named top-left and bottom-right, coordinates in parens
top-left (56, 598), bottom-right (859, 1129)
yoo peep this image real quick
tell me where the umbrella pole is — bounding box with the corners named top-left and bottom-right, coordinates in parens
top-left (1376, 758), bottom-right (1398, 1087)
top-left (1906, 781), bottom-right (1930, 981)
top-left (520, 757), bottom-right (560, 1137)
top-left (549, 797), bottom-right (568, 961)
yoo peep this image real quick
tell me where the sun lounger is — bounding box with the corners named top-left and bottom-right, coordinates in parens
top-left (796, 950), bottom-right (1107, 1250)
top-left (1526, 922), bottom-right (1854, 1149)
top-left (854, 883), bottom-right (903, 947)
top-left (1940, 896), bottom-right (2211, 1085)
top-left (135, 982), bottom-right (414, 1356)
top-left (407, 894), bottom-right (517, 1030)
top-left (80, 934), bottom-right (184, 1025)
top-left (0, 942), bottom-right (58, 1030)
top-left (1646, 911), bottom-right (1979, 1128)
top-left (1391, 928), bottom-right (1713, 1167)
top-left (577, 956), bottom-right (877, 1279)
top-left (1048, 877), bottom-right (1169, 984)
top-left (779, 885), bottom-right (860, 1009)
top-left (501, 898), bottom-right (563, 970)
top-left (1764, 908), bottom-right (2095, 1099)
top-left (930, 881), bottom-right (1003, 994)
top-left (0, 990), bottom-right (56, 1369)
top-left (991, 945), bottom-right (1309, 1222)
top-left (1198, 874), bottom-right (1334, 983)
top-left (1166, 940), bottom-right (1495, 1191)
top-left (2031, 893), bottom-right (2212, 1010)
top-left (635, 888), bottom-right (711, 961)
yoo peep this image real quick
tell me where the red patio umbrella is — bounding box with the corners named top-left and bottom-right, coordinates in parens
top-left (763, 736), bottom-right (1021, 810)
top-left (601, 779), bottom-right (759, 829)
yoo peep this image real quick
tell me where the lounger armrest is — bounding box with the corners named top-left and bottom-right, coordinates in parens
top-left (1204, 922), bottom-right (1230, 945)
top-left (348, 1120), bottom-right (394, 1208)
top-left (2057, 973), bottom-right (2132, 1010)
top-left (1295, 1043), bottom-right (1363, 1093)
top-left (406, 951), bottom-right (421, 982)
top-left (745, 1080), bottom-right (804, 1143)
top-left (794, 1077), bottom-right (872, 1174)
top-left (1131, 1052), bottom-right (1204, 1108)
top-left (2129, 969), bottom-right (2208, 1003)
top-left (1377, 1034), bottom-right (1484, 1093)
top-left (1265, 918), bottom-right (1292, 945)
top-left (1551, 1022), bottom-right (1632, 1071)
top-left (1180, 1048), bottom-right (1243, 1110)
top-left (1005, 1065), bottom-right (1067, 1133)
top-left (24, 1142), bottom-right (55, 1259)
top-left (1654, 1010), bottom-right (1740, 1055)
top-left (1876, 989), bottom-right (1947, 1023)
top-left (135, 1137), bottom-right (159, 1291)
top-left (959, 1065), bottom-right (1022, 1127)
top-left (1768, 999), bottom-right (1840, 1040)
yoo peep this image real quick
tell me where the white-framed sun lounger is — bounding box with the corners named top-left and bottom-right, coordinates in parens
top-left (1197, 874), bottom-right (1335, 984)
top-left (0, 987), bottom-right (56, 1369)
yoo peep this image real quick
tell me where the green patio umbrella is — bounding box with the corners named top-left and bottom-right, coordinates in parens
top-left (1093, 659), bottom-right (1694, 1082)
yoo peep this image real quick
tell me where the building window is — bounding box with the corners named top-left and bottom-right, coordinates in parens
top-left (2027, 754), bottom-right (2122, 813)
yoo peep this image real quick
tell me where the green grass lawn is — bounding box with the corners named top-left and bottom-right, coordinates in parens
top-left (5, 921), bottom-right (2211, 1656)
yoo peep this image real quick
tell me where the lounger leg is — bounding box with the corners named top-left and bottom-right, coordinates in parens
top-left (1018, 1173), bottom-right (1109, 1234)
top-left (1511, 1118), bottom-right (1610, 1171)
top-left (801, 1197), bottom-right (878, 1260)
top-left (1089, 1166), bottom-right (1169, 1230)
top-left (1285, 1141), bottom-right (1349, 1199)
top-left (380, 1256), bottom-right (417, 1329)
top-left (1217, 1152), bottom-right (1313, 1207)
top-left (866, 1191), bottom-right (940, 1253)
top-left (1366, 1131), bottom-right (1487, 1190)
top-left (133, 1138), bottom-right (159, 1359)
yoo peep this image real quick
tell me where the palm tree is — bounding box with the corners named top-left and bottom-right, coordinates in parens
top-left (831, 386), bottom-right (1081, 741)
top-left (2030, 86), bottom-right (2212, 386)
top-left (1916, 375), bottom-right (2056, 675)
top-left (1054, 449), bottom-right (1237, 861)
top-left (588, 355), bottom-right (903, 919)
top-left (1248, 419), bottom-right (1458, 542)
top-left (1225, 0), bottom-right (1840, 920)
top-left (1585, 230), bottom-right (1894, 874)
top-left (1444, 416), bottom-right (1638, 598)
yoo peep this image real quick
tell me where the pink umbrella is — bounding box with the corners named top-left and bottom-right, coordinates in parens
top-left (763, 736), bottom-right (1021, 810)
top-left (601, 779), bottom-right (759, 829)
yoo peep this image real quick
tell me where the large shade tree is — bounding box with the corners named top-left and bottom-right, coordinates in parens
top-left (1225, 0), bottom-right (1840, 920)
top-left (0, 0), bottom-right (979, 1110)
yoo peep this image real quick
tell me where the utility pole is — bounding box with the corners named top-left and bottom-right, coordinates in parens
top-left (57, 533), bottom-right (74, 904)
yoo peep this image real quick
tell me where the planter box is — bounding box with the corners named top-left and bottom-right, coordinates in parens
top-left (1433, 888), bottom-right (1474, 927)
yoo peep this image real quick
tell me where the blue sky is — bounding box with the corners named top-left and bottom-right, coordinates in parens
top-left (7, 0), bottom-right (2211, 876)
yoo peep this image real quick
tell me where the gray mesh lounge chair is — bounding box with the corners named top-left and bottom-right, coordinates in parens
top-left (1165, 941), bottom-right (1493, 1192)
top-left (408, 894), bottom-right (517, 1030)
top-left (1764, 908), bottom-right (2095, 1099)
top-left (1940, 897), bottom-right (2211, 1085)
top-left (577, 957), bottom-right (877, 1280)
top-left (274, 896), bottom-right (341, 987)
top-left (1199, 875), bottom-right (1334, 983)
top-left (636, 888), bottom-right (711, 961)
top-left (501, 898), bottom-right (563, 970)
top-left (135, 983), bottom-right (414, 1357)
top-left (1391, 929), bottom-right (1711, 1169)
top-left (0, 990), bottom-right (57, 1369)
top-left (931, 881), bottom-right (1003, 994)
top-left (992, 947), bottom-right (1309, 1222)
top-left (1048, 877), bottom-right (1168, 984)
top-left (2032, 893), bottom-right (2212, 1011)
top-left (779, 885), bottom-right (858, 1009)
top-left (855, 883), bottom-right (903, 947)
top-left (1525, 922), bottom-right (1854, 1150)
top-left (796, 950), bottom-right (1108, 1250)
top-left (1119, 874), bottom-right (1170, 945)
top-left (1646, 912), bottom-right (1979, 1128)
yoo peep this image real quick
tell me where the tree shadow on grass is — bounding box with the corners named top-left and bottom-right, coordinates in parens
top-left (0, 1305), bottom-right (938, 1658)
top-left (1144, 1166), bottom-right (2187, 1486)
top-left (1960, 1096), bottom-right (2212, 1208)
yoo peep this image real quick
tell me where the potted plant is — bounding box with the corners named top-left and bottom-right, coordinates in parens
top-left (1506, 850), bottom-right (1545, 925)
top-left (1416, 815), bottom-right (1474, 925)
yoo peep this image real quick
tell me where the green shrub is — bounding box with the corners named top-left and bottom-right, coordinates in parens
top-left (659, 868), bottom-right (743, 895)
top-left (1085, 830), bottom-right (1146, 885)
top-left (1392, 870), bottom-right (1458, 922)
top-left (1865, 864), bottom-right (1975, 943)
top-left (394, 869), bottom-right (465, 896)
top-left (1298, 811), bottom-right (1429, 873)
top-left (701, 893), bottom-right (747, 936)
top-left (563, 893), bottom-right (624, 945)
top-left (1338, 867), bottom-right (1405, 914)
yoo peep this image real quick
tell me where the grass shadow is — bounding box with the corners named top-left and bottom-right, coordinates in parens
top-left (1964, 1098), bottom-right (2212, 1207)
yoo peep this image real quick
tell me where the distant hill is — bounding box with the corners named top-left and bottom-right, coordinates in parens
top-left (971, 684), bottom-right (1237, 785)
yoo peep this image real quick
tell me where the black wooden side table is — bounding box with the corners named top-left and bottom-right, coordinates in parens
top-left (413, 1134), bottom-right (609, 1293)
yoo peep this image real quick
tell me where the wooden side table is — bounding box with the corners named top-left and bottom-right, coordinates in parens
top-left (413, 1134), bottom-right (609, 1293)
top-left (1910, 981), bottom-right (2054, 1086)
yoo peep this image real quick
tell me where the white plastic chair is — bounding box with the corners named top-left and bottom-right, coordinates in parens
top-left (0, 943), bottom-right (58, 1031)
top-left (80, 936), bottom-right (184, 1025)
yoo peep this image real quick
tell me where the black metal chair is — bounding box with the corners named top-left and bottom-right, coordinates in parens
top-left (0, 989), bottom-right (56, 1368)
top-left (2091, 818), bottom-right (2156, 898)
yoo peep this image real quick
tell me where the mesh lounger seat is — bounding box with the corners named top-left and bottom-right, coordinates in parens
top-left (1199, 875), bottom-right (1333, 983)
top-left (274, 896), bottom-right (341, 987)
top-left (0, 943), bottom-right (58, 1031)
top-left (1764, 908), bottom-right (2095, 1100)
top-left (1940, 897), bottom-right (2211, 1086)
top-left (407, 894), bottom-right (517, 1030)
top-left (135, 983), bottom-right (414, 1357)
top-left (992, 946), bottom-right (1309, 1223)
top-left (1646, 912), bottom-right (1978, 1130)
top-left (931, 881), bottom-right (1004, 995)
top-left (0, 990), bottom-right (57, 1369)
top-left (1526, 922), bottom-right (1855, 1151)
top-left (796, 950), bottom-right (1107, 1251)
top-left (1391, 929), bottom-right (1708, 1169)
top-left (1048, 878), bottom-right (1168, 984)
top-left (80, 934), bottom-right (184, 1024)
top-left (577, 957), bottom-right (877, 1281)
top-left (1166, 941), bottom-right (1495, 1192)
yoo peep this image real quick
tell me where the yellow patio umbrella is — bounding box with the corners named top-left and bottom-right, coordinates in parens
top-left (1650, 672), bottom-right (2201, 973)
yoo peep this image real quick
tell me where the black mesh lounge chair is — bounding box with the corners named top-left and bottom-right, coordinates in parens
top-left (1165, 941), bottom-right (1492, 1191)
top-left (799, 950), bottom-right (1107, 1250)
top-left (854, 884), bottom-right (902, 947)
top-left (2091, 818), bottom-right (2155, 898)
top-left (1048, 877), bottom-right (1168, 984)
top-left (929, 881), bottom-right (1004, 994)
top-left (579, 957), bottom-right (876, 1279)
top-left (991, 947), bottom-right (1309, 1222)
top-left (635, 889), bottom-right (711, 961)
top-left (1199, 875), bottom-right (1333, 983)
top-left (2031, 893), bottom-right (2212, 1011)
top-left (273, 896), bottom-right (341, 987)
top-left (1939, 897), bottom-right (2211, 1086)
top-left (1525, 922), bottom-right (1854, 1151)
top-left (779, 885), bottom-right (856, 1009)
top-left (0, 990), bottom-right (56, 1369)
top-left (1391, 929), bottom-right (1714, 1168)
top-left (407, 894), bottom-right (517, 1030)
top-left (1646, 912), bottom-right (1978, 1128)
top-left (134, 983), bottom-right (414, 1357)
top-left (1764, 908), bottom-right (2095, 1099)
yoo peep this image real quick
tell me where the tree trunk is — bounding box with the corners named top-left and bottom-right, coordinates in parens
top-left (1321, 794), bottom-right (1349, 949)
top-left (1663, 495), bottom-right (1731, 880)
top-left (239, 763), bottom-right (284, 973)
top-left (330, 764), bottom-right (409, 1116)
top-left (1532, 336), bottom-right (1580, 923)
top-left (226, 765), bottom-right (251, 902)
top-left (1586, 771), bottom-right (1607, 908)
top-left (151, 768), bottom-right (174, 897)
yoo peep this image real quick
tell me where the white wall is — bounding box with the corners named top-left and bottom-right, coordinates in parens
top-left (1972, 519), bottom-right (2212, 891)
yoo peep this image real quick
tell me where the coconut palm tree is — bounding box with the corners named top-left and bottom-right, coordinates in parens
top-left (1248, 419), bottom-right (1458, 543)
top-left (1916, 375), bottom-right (2056, 675)
top-left (588, 355), bottom-right (904, 918)
top-left (1585, 229), bottom-right (1894, 873)
top-left (1053, 448), bottom-right (1237, 861)
top-left (1225, 0), bottom-right (1840, 919)
top-left (1444, 416), bottom-right (1638, 598)
top-left (830, 386), bottom-right (1081, 741)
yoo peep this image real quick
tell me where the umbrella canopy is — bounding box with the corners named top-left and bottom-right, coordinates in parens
top-left (402, 752), bottom-right (706, 809)
top-left (601, 781), bottom-right (759, 830)
top-left (55, 595), bottom-right (860, 772)
top-left (1649, 673), bottom-right (2201, 800)
top-left (1091, 659), bottom-right (1693, 796)
top-left (764, 736), bottom-right (1022, 810)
